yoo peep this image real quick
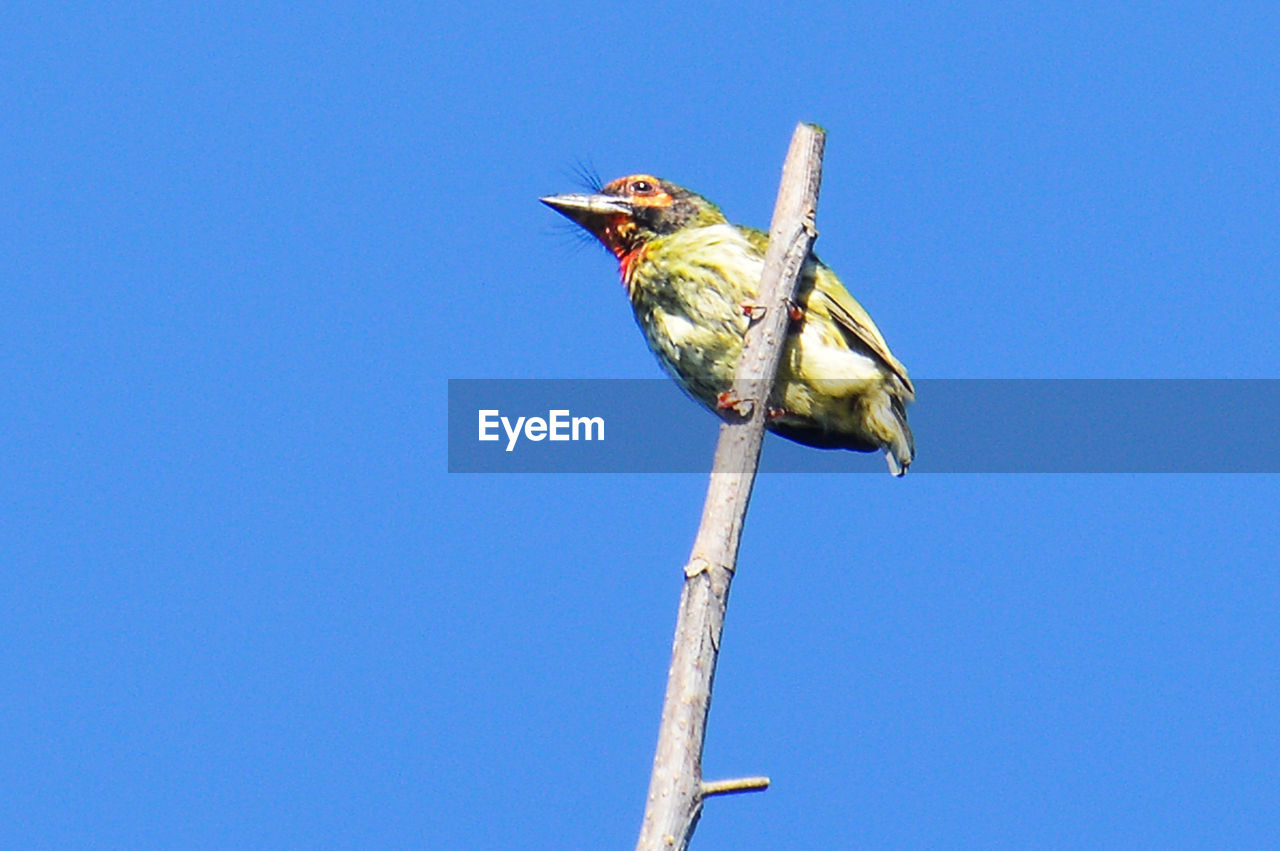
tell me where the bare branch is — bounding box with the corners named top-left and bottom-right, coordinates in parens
top-left (634, 123), bottom-right (826, 851)
top-left (701, 777), bottom-right (772, 798)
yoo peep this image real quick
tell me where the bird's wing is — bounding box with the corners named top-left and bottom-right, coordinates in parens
top-left (810, 270), bottom-right (914, 397)
top-left (741, 227), bottom-right (913, 397)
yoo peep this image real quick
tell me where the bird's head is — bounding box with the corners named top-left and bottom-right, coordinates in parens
top-left (540, 174), bottom-right (727, 261)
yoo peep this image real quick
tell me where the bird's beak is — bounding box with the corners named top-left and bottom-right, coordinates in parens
top-left (540, 193), bottom-right (634, 228)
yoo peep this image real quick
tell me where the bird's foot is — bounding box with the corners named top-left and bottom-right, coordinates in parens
top-left (802, 208), bottom-right (818, 238)
top-left (716, 390), bottom-right (755, 418)
top-left (785, 298), bottom-right (805, 324)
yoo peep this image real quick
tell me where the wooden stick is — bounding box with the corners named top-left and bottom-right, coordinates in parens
top-left (634, 123), bottom-right (826, 851)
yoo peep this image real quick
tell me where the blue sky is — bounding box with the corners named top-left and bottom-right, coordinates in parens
top-left (4, 2), bottom-right (1279, 847)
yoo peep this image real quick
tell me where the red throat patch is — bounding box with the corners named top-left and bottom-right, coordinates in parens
top-left (618, 244), bottom-right (646, 294)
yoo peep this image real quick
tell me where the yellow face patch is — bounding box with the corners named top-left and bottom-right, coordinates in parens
top-left (592, 175), bottom-right (675, 261)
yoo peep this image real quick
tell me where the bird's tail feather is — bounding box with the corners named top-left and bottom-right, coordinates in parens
top-left (880, 393), bottom-right (914, 477)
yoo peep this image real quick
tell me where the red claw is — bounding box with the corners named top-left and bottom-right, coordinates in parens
top-left (716, 391), bottom-right (756, 418)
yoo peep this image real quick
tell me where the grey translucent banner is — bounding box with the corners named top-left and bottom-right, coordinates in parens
top-left (448, 379), bottom-right (1280, 473)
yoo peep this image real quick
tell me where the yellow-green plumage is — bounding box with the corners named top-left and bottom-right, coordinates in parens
top-left (541, 175), bottom-right (914, 475)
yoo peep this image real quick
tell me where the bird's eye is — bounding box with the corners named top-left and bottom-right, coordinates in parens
top-left (630, 179), bottom-right (655, 195)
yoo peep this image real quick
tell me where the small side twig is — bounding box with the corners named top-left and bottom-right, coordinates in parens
top-left (634, 123), bottom-right (826, 851)
top-left (701, 776), bottom-right (772, 799)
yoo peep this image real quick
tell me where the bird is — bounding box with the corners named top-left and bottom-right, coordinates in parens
top-left (540, 174), bottom-right (915, 475)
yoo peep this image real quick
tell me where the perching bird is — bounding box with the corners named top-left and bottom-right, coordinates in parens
top-left (541, 174), bottom-right (914, 475)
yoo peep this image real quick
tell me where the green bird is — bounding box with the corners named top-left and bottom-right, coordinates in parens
top-left (541, 174), bottom-right (915, 475)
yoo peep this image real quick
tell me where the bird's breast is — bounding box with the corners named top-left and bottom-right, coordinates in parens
top-left (624, 227), bottom-right (762, 396)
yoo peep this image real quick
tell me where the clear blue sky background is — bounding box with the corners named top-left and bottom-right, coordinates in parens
top-left (4, 2), bottom-right (1279, 847)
